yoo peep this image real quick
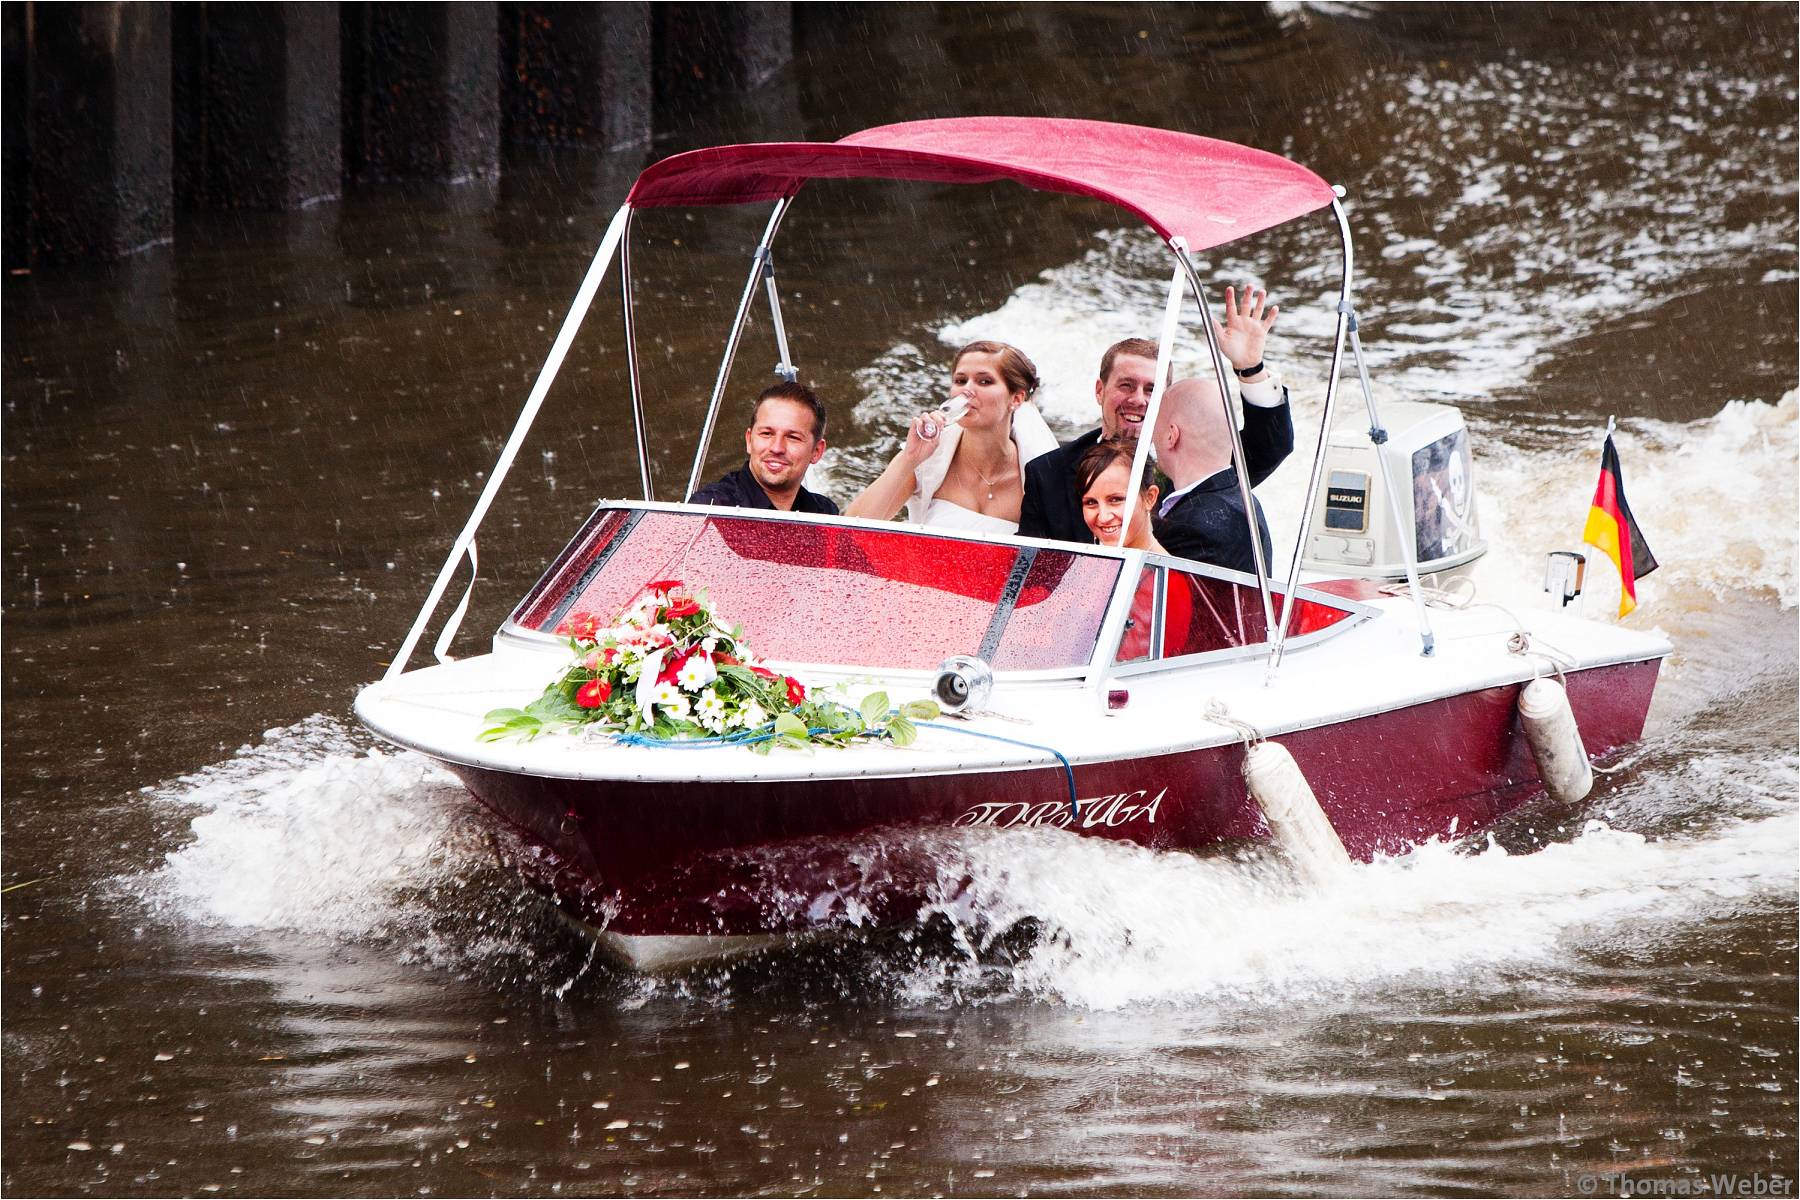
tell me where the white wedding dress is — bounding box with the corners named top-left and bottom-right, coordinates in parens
top-left (918, 497), bottom-right (1018, 535)
top-left (903, 401), bottom-right (1059, 536)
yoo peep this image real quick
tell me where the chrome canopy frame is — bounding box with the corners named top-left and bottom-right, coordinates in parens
top-left (386, 170), bottom-right (1438, 681)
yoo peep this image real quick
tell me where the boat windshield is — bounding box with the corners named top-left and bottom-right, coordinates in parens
top-left (508, 508), bottom-right (1123, 673)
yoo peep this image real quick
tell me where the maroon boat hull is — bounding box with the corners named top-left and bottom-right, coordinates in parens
top-left (451, 659), bottom-right (1661, 942)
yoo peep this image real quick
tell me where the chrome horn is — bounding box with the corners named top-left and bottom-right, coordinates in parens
top-left (933, 655), bottom-right (993, 715)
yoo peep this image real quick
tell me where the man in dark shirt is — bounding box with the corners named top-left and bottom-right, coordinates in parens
top-left (1018, 286), bottom-right (1292, 543)
top-left (687, 382), bottom-right (840, 514)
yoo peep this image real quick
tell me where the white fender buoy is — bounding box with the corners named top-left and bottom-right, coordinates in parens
top-left (1518, 677), bottom-right (1593, 803)
top-left (1244, 742), bottom-right (1354, 883)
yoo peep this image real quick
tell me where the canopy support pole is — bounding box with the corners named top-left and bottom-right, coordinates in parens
top-left (761, 249), bottom-right (798, 382)
top-left (1119, 249), bottom-right (1188, 548)
top-left (383, 203), bottom-right (633, 681)
top-left (1349, 312), bottom-right (1435, 656)
top-left (687, 198), bottom-right (794, 501)
top-left (620, 209), bottom-right (653, 500)
top-left (1174, 244), bottom-right (1279, 643)
top-left (1265, 197), bottom-right (1353, 671)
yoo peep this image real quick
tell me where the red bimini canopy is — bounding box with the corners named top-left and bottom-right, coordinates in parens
top-left (626, 117), bottom-right (1337, 252)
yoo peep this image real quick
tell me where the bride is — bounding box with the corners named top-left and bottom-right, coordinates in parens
top-left (845, 340), bottom-right (1058, 534)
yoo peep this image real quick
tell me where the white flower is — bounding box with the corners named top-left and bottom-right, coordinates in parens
top-left (659, 693), bottom-right (690, 720)
top-left (691, 690), bottom-right (727, 726)
top-left (740, 700), bottom-right (768, 730)
top-left (648, 680), bottom-right (682, 708)
top-left (676, 653), bottom-right (717, 692)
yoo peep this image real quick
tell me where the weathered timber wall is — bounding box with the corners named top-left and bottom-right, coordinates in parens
top-left (2, 0), bottom-right (793, 267)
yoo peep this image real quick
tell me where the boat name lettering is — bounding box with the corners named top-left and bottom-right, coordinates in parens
top-left (953, 788), bottom-right (1166, 830)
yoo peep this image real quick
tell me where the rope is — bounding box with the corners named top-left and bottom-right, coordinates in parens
top-left (1383, 579), bottom-right (1578, 684)
top-left (608, 715), bottom-right (1082, 820)
top-left (916, 720), bottom-right (1081, 820)
top-left (1203, 699), bottom-right (1262, 747)
top-left (611, 726), bottom-right (827, 748)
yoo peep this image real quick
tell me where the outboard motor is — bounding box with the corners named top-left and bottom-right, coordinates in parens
top-left (1300, 401), bottom-right (1487, 580)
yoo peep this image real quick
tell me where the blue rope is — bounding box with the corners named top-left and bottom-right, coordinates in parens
top-left (612, 716), bottom-right (1081, 819)
top-left (913, 720), bottom-right (1080, 820)
top-left (611, 725), bottom-right (858, 748)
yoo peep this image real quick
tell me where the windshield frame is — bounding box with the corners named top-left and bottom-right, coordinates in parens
top-left (497, 501), bottom-right (1376, 683)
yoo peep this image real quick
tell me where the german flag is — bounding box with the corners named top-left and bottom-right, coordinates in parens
top-left (1582, 432), bottom-right (1659, 616)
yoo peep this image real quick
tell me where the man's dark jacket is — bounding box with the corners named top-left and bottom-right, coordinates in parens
top-left (687, 464), bottom-right (840, 514)
top-left (1153, 467), bottom-right (1273, 576)
top-left (1017, 393), bottom-right (1293, 543)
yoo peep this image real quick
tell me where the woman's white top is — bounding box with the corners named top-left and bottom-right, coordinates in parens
top-left (919, 498), bottom-right (1018, 534)
top-left (904, 401), bottom-right (1060, 529)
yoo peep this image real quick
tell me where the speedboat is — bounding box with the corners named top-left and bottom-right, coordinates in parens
top-left (354, 119), bottom-right (1669, 971)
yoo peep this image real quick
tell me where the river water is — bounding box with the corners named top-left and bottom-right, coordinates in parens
top-left (4, 5), bottom-right (1795, 1197)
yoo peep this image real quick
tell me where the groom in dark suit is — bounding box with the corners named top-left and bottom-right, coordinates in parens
top-left (1149, 377), bottom-right (1273, 575)
top-left (1018, 286), bottom-right (1292, 544)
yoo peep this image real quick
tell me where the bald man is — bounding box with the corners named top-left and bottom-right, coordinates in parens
top-left (1149, 377), bottom-right (1274, 576)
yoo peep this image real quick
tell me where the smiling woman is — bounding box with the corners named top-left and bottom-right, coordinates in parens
top-left (1077, 439), bottom-right (1163, 555)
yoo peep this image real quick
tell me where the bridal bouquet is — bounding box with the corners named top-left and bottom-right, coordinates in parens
top-left (480, 580), bottom-right (936, 751)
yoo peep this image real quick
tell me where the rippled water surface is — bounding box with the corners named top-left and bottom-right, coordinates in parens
top-left (5, 5), bottom-right (1796, 1197)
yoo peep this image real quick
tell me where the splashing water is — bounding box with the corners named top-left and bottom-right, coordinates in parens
top-left (129, 712), bottom-right (1797, 1010)
top-left (132, 715), bottom-right (469, 940)
top-left (903, 791), bottom-right (1796, 1010)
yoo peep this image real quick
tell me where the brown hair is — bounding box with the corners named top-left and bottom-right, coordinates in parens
top-left (1076, 437), bottom-right (1156, 501)
top-left (750, 380), bottom-right (826, 442)
top-left (1098, 337), bottom-right (1159, 384)
top-left (951, 340), bottom-right (1039, 399)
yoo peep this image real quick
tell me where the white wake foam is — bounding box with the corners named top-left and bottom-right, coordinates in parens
top-left (129, 718), bottom-right (1795, 1010)
top-left (133, 715), bottom-right (470, 939)
top-left (914, 796), bottom-right (1797, 1010)
top-left (1404, 391), bottom-right (1796, 616)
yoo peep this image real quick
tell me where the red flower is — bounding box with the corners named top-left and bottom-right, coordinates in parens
top-left (715, 654), bottom-right (740, 667)
top-left (645, 579), bottom-right (683, 594)
top-left (576, 678), bottom-right (611, 708)
top-left (750, 666), bottom-right (777, 680)
top-left (581, 650), bottom-right (604, 671)
top-left (784, 676), bottom-right (806, 705)
top-left (665, 597), bottom-right (700, 620)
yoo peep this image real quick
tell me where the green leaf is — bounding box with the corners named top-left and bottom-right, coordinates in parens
top-left (773, 712), bottom-right (808, 740)
top-left (717, 664), bottom-right (761, 689)
top-left (478, 711), bottom-right (544, 743)
top-left (887, 715), bottom-right (917, 747)
top-left (900, 699), bottom-right (941, 721)
top-left (859, 691), bottom-right (890, 726)
top-left (809, 703), bottom-right (852, 733)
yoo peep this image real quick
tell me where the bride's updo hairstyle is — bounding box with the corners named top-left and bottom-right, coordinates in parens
top-left (951, 340), bottom-right (1040, 401)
